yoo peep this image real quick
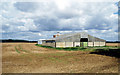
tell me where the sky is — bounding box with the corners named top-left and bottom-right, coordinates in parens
top-left (0, 0), bottom-right (119, 41)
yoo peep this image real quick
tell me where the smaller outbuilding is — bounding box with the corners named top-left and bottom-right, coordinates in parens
top-left (40, 32), bottom-right (106, 47)
top-left (38, 39), bottom-right (46, 44)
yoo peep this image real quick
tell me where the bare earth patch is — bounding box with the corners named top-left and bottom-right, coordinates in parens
top-left (2, 43), bottom-right (119, 73)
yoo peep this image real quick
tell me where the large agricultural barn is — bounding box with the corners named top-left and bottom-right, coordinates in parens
top-left (40, 32), bottom-right (106, 47)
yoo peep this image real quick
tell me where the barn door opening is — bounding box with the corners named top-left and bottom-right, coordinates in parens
top-left (80, 38), bottom-right (88, 47)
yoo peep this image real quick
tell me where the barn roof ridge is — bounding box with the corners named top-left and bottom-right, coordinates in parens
top-left (44, 32), bottom-right (105, 42)
top-left (53, 32), bottom-right (89, 40)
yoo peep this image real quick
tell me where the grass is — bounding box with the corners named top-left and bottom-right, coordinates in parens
top-left (48, 57), bottom-right (60, 61)
top-left (3, 43), bottom-right (119, 73)
top-left (35, 44), bottom-right (88, 51)
top-left (35, 44), bottom-right (96, 51)
top-left (15, 45), bottom-right (29, 54)
top-left (35, 44), bottom-right (119, 51)
top-left (19, 45), bottom-right (29, 53)
top-left (36, 44), bottom-right (120, 58)
top-left (15, 46), bottom-right (20, 53)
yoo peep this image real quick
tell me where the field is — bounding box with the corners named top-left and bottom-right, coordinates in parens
top-left (2, 43), bottom-right (119, 73)
top-left (106, 43), bottom-right (119, 47)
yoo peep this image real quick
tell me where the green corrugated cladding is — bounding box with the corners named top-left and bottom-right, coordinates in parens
top-left (80, 42), bottom-right (88, 47)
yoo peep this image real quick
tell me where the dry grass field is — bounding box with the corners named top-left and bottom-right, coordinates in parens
top-left (2, 43), bottom-right (119, 73)
top-left (106, 43), bottom-right (119, 47)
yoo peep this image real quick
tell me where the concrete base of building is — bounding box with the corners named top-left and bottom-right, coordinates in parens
top-left (42, 41), bottom-right (106, 48)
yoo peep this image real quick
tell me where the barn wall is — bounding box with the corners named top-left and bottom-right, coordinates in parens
top-left (65, 42), bottom-right (73, 47)
top-left (56, 33), bottom-right (105, 42)
top-left (56, 42), bottom-right (65, 47)
top-left (74, 42), bottom-right (80, 47)
top-left (38, 40), bottom-right (42, 44)
top-left (41, 32), bottom-right (106, 48)
top-left (94, 42), bottom-right (100, 46)
top-left (42, 42), bottom-right (56, 47)
top-left (42, 41), bottom-right (106, 47)
top-left (88, 42), bottom-right (94, 46)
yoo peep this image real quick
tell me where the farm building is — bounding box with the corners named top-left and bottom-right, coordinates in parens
top-left (41, 32), bottom-right (106, 47)
top-left (38, 39), bottom-right (45, 44)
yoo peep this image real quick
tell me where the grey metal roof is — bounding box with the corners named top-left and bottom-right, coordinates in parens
top-left (56, 32), bottom-right (84, 39)
top-left (43, 32), bottom-right (106, 42)
top-left (55, 32), bottom-right (89, 40)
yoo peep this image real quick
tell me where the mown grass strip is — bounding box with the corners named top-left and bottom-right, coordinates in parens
top-left (15, 46), bottom-right (20, 53)
top-left (19, 45), bottom-right (29, 53)
top-left (35, 44), bottom-right (89, 51)
top-left (35, 44), bottom-right (119, 51)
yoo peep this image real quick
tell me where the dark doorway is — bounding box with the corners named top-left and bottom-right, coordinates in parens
top-left (80, 38), bottom-right (88, 47)
top-left (80, 38), bottom-right (88, 42)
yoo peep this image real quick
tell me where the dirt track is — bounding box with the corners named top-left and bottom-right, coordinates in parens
top-left (2, 43), bottom-right (119, 73)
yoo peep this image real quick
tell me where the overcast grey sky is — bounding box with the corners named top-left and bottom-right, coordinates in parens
top-left (0, 0), bottom-right (119, 41)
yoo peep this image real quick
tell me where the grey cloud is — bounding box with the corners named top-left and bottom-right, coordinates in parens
top-left (85, 15), bottom-right (111, 30)
top-left (13, 2), bottom-right (118, 31)
top-left (56, 10), bottom-right (80, 19)
top-left (34, 17), bottom-right (59, 31)
top-left (14, 2), bottom-right (39, 12)
top-left (1, 1), bottom-right (118, 41)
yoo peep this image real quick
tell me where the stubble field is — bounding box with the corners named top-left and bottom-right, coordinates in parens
top-left (2, 43), bottom-right (119, 73)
